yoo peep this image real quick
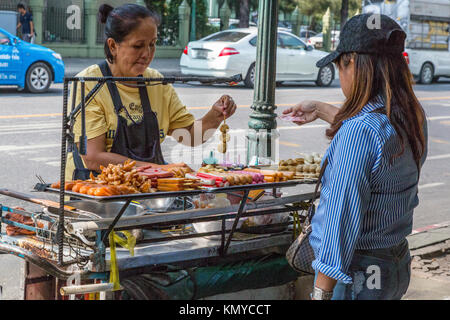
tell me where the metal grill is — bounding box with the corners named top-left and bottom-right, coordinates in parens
top-left (42, 0), bottom-right (85, 43)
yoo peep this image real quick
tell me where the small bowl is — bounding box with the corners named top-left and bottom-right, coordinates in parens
top-left (138, 197), bottom-right (194, 213)
top-left (138, 197), bottom-right (177, 213)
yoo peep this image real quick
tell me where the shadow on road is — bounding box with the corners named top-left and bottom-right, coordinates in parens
top-left (0, 87), bottom-right (63, 97)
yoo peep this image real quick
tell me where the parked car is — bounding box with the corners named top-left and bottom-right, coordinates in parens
top-left (229, 21), bottom-right (257, 29)
top-left (308, 31), bottom-right (340, 50)
top-left (180, 28), bottom-right (336, 88)
top-left (0, 27), bottom-right (64, 93)
top-left (298, 30), bottom-right (318, 42)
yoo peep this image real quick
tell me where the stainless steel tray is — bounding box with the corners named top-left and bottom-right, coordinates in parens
top-left (41, 179), bottom-right (317, 202)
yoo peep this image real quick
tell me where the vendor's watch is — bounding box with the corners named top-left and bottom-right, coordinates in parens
top-left (311, 287), bottom-right (333, 300)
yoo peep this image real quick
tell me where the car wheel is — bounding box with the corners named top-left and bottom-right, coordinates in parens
top-left (244, 63), bottom-right (255, 88)
top-left (316, 64), bottom-right (334, 87)
top-left (419, 63), bottom-right (434, 85)
top-left (25, 62), bottom-right (52, 93)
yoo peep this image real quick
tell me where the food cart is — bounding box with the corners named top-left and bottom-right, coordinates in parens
top-left (0, 0), bottom-right (319, 300)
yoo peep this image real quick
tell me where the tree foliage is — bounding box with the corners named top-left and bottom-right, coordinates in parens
top-left (296, 0), bottom-right (362, 30)
top-left (145, 0), bottom-right (212, 44)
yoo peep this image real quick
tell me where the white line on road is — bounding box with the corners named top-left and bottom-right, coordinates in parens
top-left (0, 129), bottom-right (60, 135)
top-left (427, 116), bottom-right (450, 121)
top-left (0, 144), bottom-right (60, 152)
top-left (427, 154), bottom-right (450, 160)
top-left (0, 122), bottom-right (60, 131)
top-left (29, 157), bottom-right (60, 162)
top-left (418, 182), bottom-right (445, 190)
top-left (45, 161), bottom-right (61, 167)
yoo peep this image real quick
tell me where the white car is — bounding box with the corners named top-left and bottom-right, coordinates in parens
top-left (180, 28), bottom-right (336, 88)
top-left (308, 31), bottom-right (340, 50)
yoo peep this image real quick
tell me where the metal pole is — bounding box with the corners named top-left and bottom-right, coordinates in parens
top-left (57, 79), bottom-right (69, 266)
top-left (247, 0), bottom-right (279, 165)
top-left (190, 0), bottom-right (197, 41)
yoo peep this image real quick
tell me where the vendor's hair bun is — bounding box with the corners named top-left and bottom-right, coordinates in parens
top-left (98, 4), bottom-right (114, 24)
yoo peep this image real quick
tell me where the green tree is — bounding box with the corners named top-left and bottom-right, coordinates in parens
top-left (279, 0), bottom-right (297, 15)
top-left (340, 0), bottom-right (349, 31)
top-left (239, 0), bottom-right (250, 28)
top-left (145, 0), bottom-right (212, 44)
top-left (296, 0), bottom-right (361, 31)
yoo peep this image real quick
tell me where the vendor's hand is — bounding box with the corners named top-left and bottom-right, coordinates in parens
top-left (212, 95), bottom-right (237, 120)
top-left (283, 100), bottom-right (319, 126)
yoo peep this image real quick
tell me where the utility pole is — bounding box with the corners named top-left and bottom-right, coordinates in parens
top-left (247, 0), bottom-right (279, 165)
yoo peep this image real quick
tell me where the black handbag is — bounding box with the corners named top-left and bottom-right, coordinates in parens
top-left (286, 158), bottom-right (328, 274)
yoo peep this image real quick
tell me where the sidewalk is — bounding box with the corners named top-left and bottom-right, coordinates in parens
top-left (403, 222), bottom-right (450, 300)
top-left (64, 58), bottom-right (182, 78)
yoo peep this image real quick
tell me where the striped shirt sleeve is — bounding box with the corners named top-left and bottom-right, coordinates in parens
top-left (312, 119), bottom-right (381, 283)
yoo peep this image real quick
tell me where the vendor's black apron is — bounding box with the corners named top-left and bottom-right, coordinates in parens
top-left (72, 61), bottom-right (165, 180)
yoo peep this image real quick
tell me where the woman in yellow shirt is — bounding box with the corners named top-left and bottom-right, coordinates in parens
top-left (67, 3), bottom-right (236, 180)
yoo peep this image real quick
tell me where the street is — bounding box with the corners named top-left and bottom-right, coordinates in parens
top-left (0, 78), bottom-right (450, 299)
top-left (1, 79), bottom-right (449, 227)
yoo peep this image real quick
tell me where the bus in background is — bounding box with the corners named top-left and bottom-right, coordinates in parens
top-left (363, 0), bottom-right (450, 84)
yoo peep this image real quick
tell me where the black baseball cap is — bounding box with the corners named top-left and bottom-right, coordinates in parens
top-left (316, 13), bottom-right (407, 68)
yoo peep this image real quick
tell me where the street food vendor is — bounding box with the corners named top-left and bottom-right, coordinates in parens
top-left (66, 3), bottom-right (237, 181)
top-left (284, 14), bottom-right (428, 300)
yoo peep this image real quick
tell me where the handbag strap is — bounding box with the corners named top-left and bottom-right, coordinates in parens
top-left (307, 157), bottom-right (329, 221)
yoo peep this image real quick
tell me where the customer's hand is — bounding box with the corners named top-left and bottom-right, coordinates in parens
top-left (283, 100), bottom-right (319, 126)
top-left (212, 95), bottom-right (237, 120)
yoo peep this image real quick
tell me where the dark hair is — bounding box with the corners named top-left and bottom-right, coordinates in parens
top-left (17, 3), bottom-right (25, 10)
top-left (328, 52), bottom-right (426, 171)
top-left (98, 4), bottom-right (161, 63)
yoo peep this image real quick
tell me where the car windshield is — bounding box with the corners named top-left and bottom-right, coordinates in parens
top-left (203, 31), bottom-right (249, 42)
top-left (0, 31), bottom-right (10, 45)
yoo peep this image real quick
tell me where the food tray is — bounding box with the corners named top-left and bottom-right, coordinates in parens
top-left (41, 179), bottom-right (317, 202)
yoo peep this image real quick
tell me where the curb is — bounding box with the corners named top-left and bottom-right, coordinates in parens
top-left (411, 221), bottom-right (450, 235)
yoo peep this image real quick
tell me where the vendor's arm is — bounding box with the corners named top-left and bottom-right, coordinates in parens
top-left (169, 95), bottom-right (237, 147)
top-left (312, 120), bottom-right (381, 291)
top-left (283, 100), bottom-right (339, 125)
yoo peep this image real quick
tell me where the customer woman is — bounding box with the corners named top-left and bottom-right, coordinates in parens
top-left (66, 4), bottom-right (236, 181)
top-left (283, 14), bottom-right (428, 300)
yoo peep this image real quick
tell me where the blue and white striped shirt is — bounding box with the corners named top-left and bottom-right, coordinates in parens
top-left (309, 95), bottom-right (428, 284)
